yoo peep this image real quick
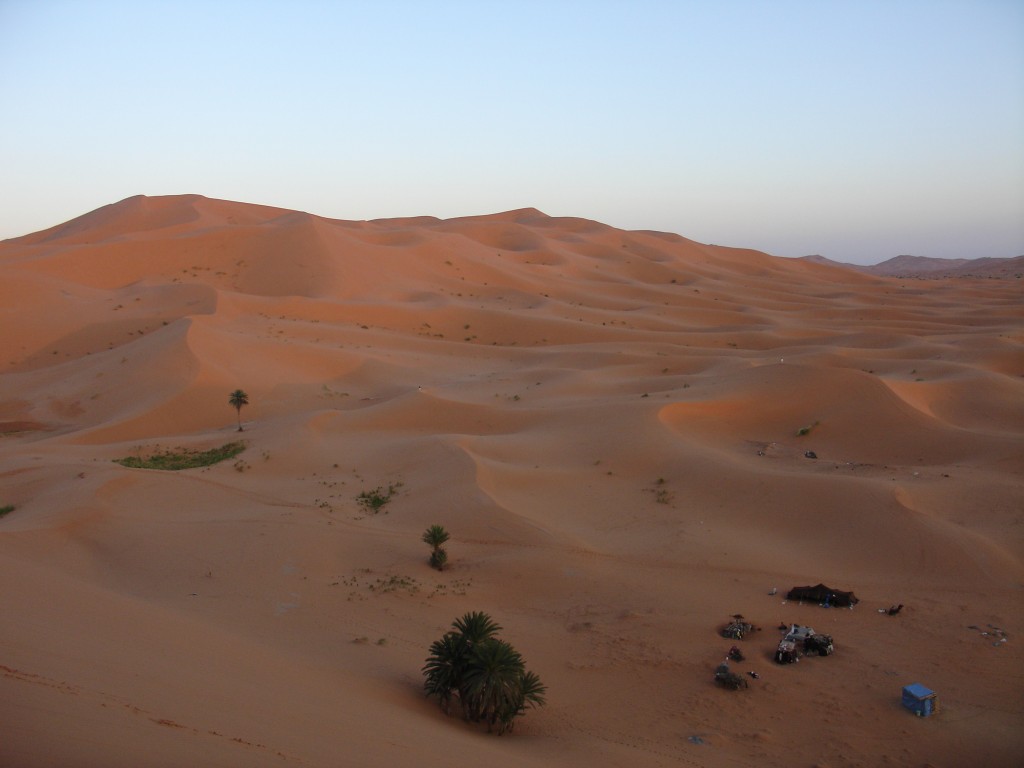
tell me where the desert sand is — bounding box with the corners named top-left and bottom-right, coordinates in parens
top-left (1, 194), bottom-right (1021, 767)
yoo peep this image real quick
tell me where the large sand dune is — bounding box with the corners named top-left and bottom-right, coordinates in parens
top-left (2, 195), bottom-right (1022, 767)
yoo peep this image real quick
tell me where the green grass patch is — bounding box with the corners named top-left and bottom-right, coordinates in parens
top-left (115, 441), bottom-right (247, 470)
top-left (368, 574), bottom-right (420, 595)
top-left (356, 482), bottom-right (402, 513)
top-left (0, 504), bottom-right (14, 517)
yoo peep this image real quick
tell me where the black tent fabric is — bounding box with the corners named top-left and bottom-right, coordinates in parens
top-left (786, 583), bottom-right (858, 607)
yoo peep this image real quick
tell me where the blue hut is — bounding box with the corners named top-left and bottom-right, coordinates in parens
top-left (902, 683), bottom-right (938, 717)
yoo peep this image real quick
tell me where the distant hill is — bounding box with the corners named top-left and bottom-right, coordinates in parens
top-left (800, 253), bottom-right (1024, 279)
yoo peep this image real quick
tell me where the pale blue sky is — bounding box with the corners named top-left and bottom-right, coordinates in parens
top-left (2, 0), bottom-right (1021, 263)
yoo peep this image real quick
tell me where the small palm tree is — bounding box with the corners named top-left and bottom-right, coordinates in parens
top-left (422, 524), bottom-right (450, 570)
top-left (502, 669), bottom-right (547, 733)
top-left (228, 389), bottom-right (249, 432)
top-left (518, 670), bottom-right (547, 710)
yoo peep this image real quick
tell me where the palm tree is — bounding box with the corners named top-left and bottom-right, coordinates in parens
top-left (500, 669), bottom-right (547, 733)
top-left (228, 389), bottom-right (248, 431)
top-left (422, 632), bottom-right (466, 715)
top-left (422, 524), bottom-right (450, 570)
top-left (460, 638), bottom-right (525, 729)
top-left (452, 611), bottom-right (501, 646)
top-left (518, 670), bottom-right (547, 710)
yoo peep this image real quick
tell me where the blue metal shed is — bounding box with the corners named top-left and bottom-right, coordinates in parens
top-left (902, 683), bottom-right (938, 717)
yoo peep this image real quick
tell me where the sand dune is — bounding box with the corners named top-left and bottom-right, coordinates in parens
top-left (1, 195), bottom-right (1022, 767)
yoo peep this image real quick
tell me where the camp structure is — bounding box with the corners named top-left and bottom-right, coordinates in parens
top-left (774, 638), bottom-right (800, 664)
top-left (774, 624), bottom-right (834, 663)
top-left (804, 633), bottom-right (834, 656)
top-left (783, 624), bottom-right (815, 643)
top-left (786, 583), bottom-right (858, 607)
top-left (720, 619), bottom-right (755, 640)
top-left (714, 661), bottom-right (748, 690)
top-left (902, 683), bottom-right (938, 717)
top-left (775, 623), bottom-right (811, 664)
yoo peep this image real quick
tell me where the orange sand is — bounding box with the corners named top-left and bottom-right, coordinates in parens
top-left (1, 195), bottom-right (1022, 767)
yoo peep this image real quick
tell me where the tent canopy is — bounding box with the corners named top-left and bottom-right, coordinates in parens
top-left (786, 583), bottom-right (858, 607)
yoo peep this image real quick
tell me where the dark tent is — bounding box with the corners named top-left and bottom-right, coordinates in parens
top-left (786, 583), bottom-right (858, 607)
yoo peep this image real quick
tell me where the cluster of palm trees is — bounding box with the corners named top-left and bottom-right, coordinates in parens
top-left (422, 611), bottom-right (546, 734)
